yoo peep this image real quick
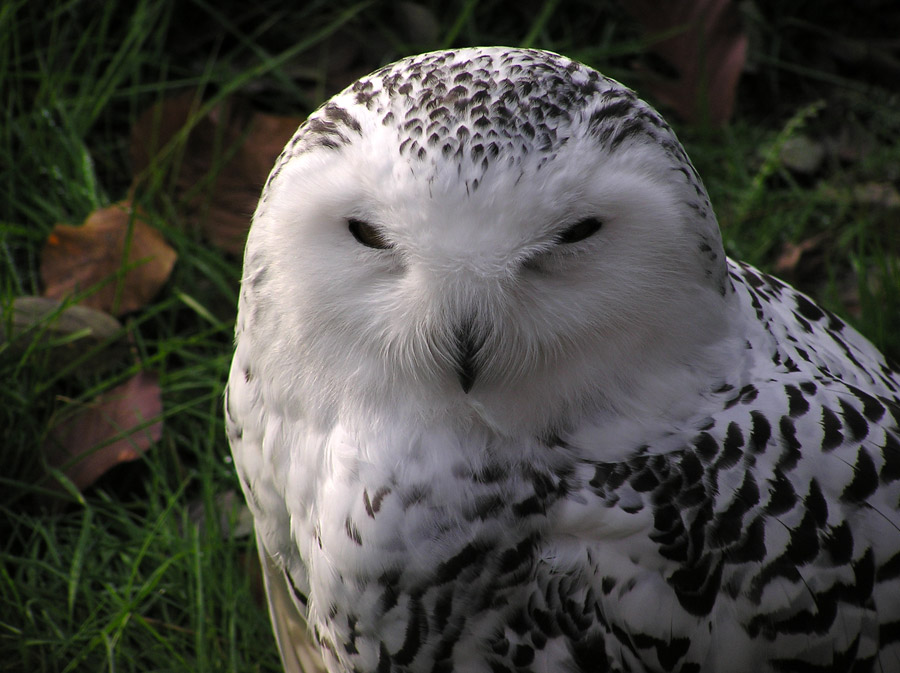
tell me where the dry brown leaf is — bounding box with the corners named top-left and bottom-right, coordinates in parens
top-left (774, 235), bottom-right (864, 319)
top-left (239, 31), bottom-right (378, 101)
top-left (3, 296), bottom-right (131, 374)
top-left (394, 2), bottom-right (440, 47)
top-left (774, 233), bottom-right (829, 284)
top-left (43, 371), bottom-right (163, 491)
top-left (186, 490), bottom-right (255, 539)
top-left (41, 202), bottom-right (177, 316)
top-left (625, 0), bottom-right (747, 124)
top-left (130, 92), bottom-right (302, 254)
top-left (779, 135), bottom-right (826, 175)
top-left (853, 182), bottom-right (900, 209)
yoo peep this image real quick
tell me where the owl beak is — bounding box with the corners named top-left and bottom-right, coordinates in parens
top-left (454, 320), bottom-right (480, 394)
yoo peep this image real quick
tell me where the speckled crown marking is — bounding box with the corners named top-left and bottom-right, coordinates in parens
top-left (257, 48), bottom-right (726, 292)
top-left (263, 49), bottom-right (705, 204)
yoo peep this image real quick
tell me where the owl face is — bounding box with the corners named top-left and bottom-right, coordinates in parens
top-left (238, 48), bottom-right (735, 436)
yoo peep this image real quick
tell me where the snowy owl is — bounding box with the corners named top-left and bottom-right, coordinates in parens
top-left (225, 47), bottom-right (900, 672)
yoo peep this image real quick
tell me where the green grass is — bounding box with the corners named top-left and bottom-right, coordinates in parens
top-left (1, 1), bottom-right (898, 671)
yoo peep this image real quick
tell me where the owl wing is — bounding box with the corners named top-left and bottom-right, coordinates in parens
top-left (552, 366), bottom-right (900, 669)
top-left (258, 533), bottom-right (328, 673)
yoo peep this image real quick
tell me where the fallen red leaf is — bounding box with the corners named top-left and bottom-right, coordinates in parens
top-left (130, 92), bottom-right (302, 254)
top-left (625, 0), bottom-right (747, 124)
top-left (43, 371), bottom-right (163, 491)
top-left (41, 202), bottom-right (177, 316)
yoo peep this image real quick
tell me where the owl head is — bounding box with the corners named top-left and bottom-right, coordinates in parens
top-left (234, 47), bottom-right (736, 439)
